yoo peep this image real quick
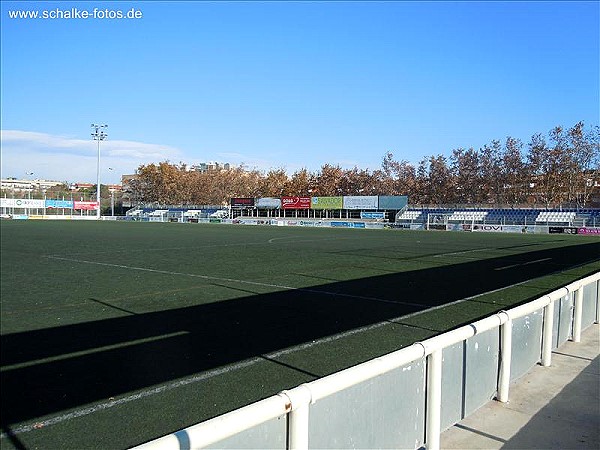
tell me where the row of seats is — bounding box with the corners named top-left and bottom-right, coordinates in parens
top-left (535, 211), bottom-right (576, 222)
top-left (398, 208), bottom-right (588, 225)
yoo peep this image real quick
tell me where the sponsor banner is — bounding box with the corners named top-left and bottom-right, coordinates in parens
top-left (256, 197), bottom-right (281, 209)
top-left (232, 218), bottom-right (262, 225)
top-left (299, 220), bottom-right (324, 227)
top-left (12, 214), bottom-right (29, 220)
top-left (230, 197), bottom-right (255, 207)
top-left (74, 201), bottom-right (99, 210)
top-left (549, 226), bottom-right (577, 235)
top-left (46, 199), bottom-right (74, 208)
top-left (330, 221), bottom-right (366, 228)
top-left (281, 196), bottom-right (311, 209)
top-left (429, 224), bottom-right (446, 230)
top-left (472, 224), bottom-right (538, 234)
top-left (310, 196), bottom-right (343, 210)
top-left (0, 198), bottom-right (45, 208)
top-left (578, 227), bottom-right (600, 235)
top-left (365, 222), bottom-right (385, 229)
top-left (255, 219), bottom-right (276, 226)
top-left (502, 225), bottom-right (536, 234)
top-left (410, 223), bottom-right (425, 230)
top-left (446, 223), bottom-right (462, 231)
top-left (378, 196), bottom-right (408, 210)
top-left (473, 224), bottom-right (504, 233)
top-left (343, 195), bottom-right (378, 210)
top-left (361, 211), bottom-right (385, 219)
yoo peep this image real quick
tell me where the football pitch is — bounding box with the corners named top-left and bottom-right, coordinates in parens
top-left (1, 220), bottom-right (599, 449)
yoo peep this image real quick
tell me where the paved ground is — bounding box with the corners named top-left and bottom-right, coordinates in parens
top-left (441, 323), bottom-right (600, 449)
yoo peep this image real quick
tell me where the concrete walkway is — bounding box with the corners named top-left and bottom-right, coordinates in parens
top-left (441, 323), bottom-right (600, 449)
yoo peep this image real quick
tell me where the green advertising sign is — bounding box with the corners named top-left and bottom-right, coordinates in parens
top-left (310, 196), bottom-right (343, 210)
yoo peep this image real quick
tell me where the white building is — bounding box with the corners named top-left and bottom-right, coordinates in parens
top-left (1, 178), bottom-right (64, 193)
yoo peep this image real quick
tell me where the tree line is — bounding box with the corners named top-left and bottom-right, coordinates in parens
top-left (128, 121), bottom-right (599, 208)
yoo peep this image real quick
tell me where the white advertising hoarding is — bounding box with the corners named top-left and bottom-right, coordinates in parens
top-left (0, 198), bottom-right (45, 208)
top-left (343, 196), bottom-right (378, 210)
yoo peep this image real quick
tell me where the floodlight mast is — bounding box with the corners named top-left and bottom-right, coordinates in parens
top-left (91, 124), bottom-right (108, 219)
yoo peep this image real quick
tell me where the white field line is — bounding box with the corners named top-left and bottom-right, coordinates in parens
top-left (0, 275), bottom-right (556, 439)
top-left (432, 247), bottom-right (496, 258)
top-left (0, 332), bottom-right (190, 372)
top-left (495, 257), bottom-right (552, 271)
top-left (43, 255), bottom-right (426, 309)
top-left (1, 357), bottom-right (263, 437)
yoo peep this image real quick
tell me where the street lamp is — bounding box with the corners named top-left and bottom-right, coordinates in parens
top-left (91, 124), bottom-right (108, 219)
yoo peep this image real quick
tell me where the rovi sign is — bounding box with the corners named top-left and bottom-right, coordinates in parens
top-left (472, 225), bottom-right (503, 232)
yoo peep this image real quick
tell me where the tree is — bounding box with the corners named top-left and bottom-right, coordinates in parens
top-left (568, 122), bottom-right (600, 207)
top-left (502, 137), bottom-right (527, 205)
top-left (314, 164), bottom-right (344, 196)
top-left (451, 148), bottom-right (480, 204)
top-left (479, 140), bottom-right (503, 204)
top-left (258, 168), bottom-right (288, 197)
top-left (380, 152), bottom-right (416, 196)
top-left (427, 155), bottom-right (454, 205)
top-left (287, 168), bottom-right (317, 196)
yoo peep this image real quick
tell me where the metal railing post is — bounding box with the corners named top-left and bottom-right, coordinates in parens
top-left (595, 281), bottom-right (600, 323)
top-left (426, 349), bottom-right (443, 450)
top-left (498, 317), bottom-right (512, 403)
top-left (573, 287), bottom-right (584, 343)
top-left (283, 385), bottom-right (312, 450)
top-left (542, 298), bottom-right (555, 367)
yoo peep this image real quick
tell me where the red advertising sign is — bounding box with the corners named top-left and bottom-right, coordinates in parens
top-left (74, 201), bottom-right (99, 210)
top-left (281, 196), bottom-right (311, 209)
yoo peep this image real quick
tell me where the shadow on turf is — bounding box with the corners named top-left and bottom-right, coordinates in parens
top-left (1, 242), bottom-right (599, 428)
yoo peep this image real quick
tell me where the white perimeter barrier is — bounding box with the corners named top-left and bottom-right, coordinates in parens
top-left (131, 272), bottom-right (599, 449)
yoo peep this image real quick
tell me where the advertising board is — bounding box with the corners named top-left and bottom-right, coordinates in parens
top-left (46, 199), bottom-right (74, 208)
top-left (74, 201), bottom-right (98, 210)
top-left (549, 226), bottom-right (578, 235)
top-left (255, 197), bottom-right (281, 209)
top-left (299, 220), bottom-right (324, 227)
top-left (330, 221), bottom-right (366, 228)
top-left (281, 196), bottom-right (311, 209)
top-left (310, 197), bottom-right (343, 210)
top-left (472, 224), bottom-right (537, 234)
top-left (578, 227), bottom-right (600, 235)
top-left (230, 198), bottom-right (255, 207)
top-left (361, 212), bottom-right (385, 219)
top-left (343, 196), bottom-right (378, 210)
top-left (0, 198), bottom-right (45, 208)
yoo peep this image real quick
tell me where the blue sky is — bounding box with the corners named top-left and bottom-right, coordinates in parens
top-left (1, 1), bottom-right (598, 185)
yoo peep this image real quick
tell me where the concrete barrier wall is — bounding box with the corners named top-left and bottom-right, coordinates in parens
top-left (134, 272), bottom-right (599, 450)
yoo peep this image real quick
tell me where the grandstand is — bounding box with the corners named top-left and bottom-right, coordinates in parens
top-left (396, 207), bottom-right (600, 228)
top-left (122, 200), bottom-right (600, 230)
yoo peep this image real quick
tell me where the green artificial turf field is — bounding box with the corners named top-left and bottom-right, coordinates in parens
top-left (1, 220), bottom-right (599, 449)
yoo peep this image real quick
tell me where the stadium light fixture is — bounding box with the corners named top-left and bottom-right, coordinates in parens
top-left (91, 124), bottom-right (108, 219)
